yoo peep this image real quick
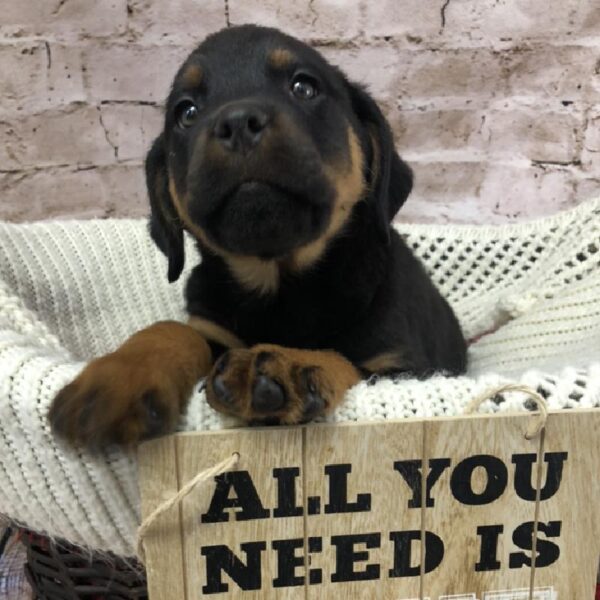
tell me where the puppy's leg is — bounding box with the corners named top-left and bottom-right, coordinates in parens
top-left (206, 345), bottom-right (361, 425)
top-left (49, 321), bottom-right (212, 449)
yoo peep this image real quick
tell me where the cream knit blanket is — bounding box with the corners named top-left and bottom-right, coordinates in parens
top-left (0, 199), bottom-right (599, 557)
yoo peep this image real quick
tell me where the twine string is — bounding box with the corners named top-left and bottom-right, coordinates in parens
top-left (137, 451), bottom-right (240, 561)
top-left (465, 383), bottom-right (549, 440)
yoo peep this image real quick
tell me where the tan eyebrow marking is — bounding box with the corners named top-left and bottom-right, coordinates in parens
top-left (181, 63), bottom-right (203, 88)
top-left (268, 48), bottom-right (294, 69)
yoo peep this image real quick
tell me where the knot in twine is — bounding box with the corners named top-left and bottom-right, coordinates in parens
top-left (137, 452), bottom-right (240, 562)
top-left (465, 383), bottom-right (549, 440)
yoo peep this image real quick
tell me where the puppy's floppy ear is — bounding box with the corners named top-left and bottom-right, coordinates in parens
top-left (347, 82), bottom-right (413, 243)
top-left (145, 134), bottom-right (185, 282)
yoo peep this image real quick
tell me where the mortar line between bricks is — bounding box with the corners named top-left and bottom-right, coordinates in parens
top-left (0, 161), bottom-right (143, 175)
top-left (43, 41), bottom-right (51, 69)
top-left (97, 106), bottom-right (119, 161)
top-left (51, 0), bottom-right (69, 17)
top-left (440, 0), bottom-right (451, 30)
top-left (1, 36), bottom-right (600, 52)
top-left (224, 0), bottom-right (231, 27)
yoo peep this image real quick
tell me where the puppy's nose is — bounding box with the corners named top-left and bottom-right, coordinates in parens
top-left (213, 104), bottom-right (270, 152)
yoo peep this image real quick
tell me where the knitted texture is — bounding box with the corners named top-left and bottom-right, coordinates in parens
top-left (0, 199), bottom-right (599, 557)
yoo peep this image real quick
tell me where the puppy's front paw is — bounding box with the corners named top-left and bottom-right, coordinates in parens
top-left (49, 322), bottom-right (211, 449)
top-left (206, 345), bottom-right (359, 425)
top-left (49, 357), bottom-right (180, 449)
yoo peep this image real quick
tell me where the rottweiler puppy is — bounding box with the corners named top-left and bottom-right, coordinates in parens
top-left (49, 25), bottom-right (467, 448)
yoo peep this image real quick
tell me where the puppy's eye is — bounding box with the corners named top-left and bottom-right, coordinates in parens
top-left (175, 101), bottom-right (199, 128)
top-left (291, 75), bottom-right (319, 100)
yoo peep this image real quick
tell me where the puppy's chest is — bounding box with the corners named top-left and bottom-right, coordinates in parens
top-left (232, 296), bottom-right (329, 347)
top-left (186, 263), bottom-right (364, 349)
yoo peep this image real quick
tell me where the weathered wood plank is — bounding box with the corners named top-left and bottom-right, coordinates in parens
top-left (176, 427), bottom-right (304, 599)
top-left (421, 412), bottom-right (541, 598)
top-left (138, 435), bottom-right (187, 600)
top-left (532, 410), bottom-right (600, 599)
top-left (303, 421), bottom-right (424, 599)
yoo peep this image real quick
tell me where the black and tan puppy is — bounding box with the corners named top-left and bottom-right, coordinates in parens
top-left (49, 25), bottom-right (467, 448)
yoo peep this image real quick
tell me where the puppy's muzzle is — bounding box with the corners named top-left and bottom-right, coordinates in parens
top-left (212, 101), bottom-right (272, 154)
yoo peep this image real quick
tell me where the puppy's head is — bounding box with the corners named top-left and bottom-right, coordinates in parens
top-left (147, 25), bottom-right (413, 283)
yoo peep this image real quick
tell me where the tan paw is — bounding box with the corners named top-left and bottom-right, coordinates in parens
top-left (49, 322), bottom-right (211, 449)
top-left (205, 344), bottom-right (360, 425)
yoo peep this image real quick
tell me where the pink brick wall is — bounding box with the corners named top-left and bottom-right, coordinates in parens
top-left (0, 0), bottom-right (599, 224)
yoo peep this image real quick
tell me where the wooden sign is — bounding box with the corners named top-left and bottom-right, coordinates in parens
top-left (139, 410), bottom-right (600, 599)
